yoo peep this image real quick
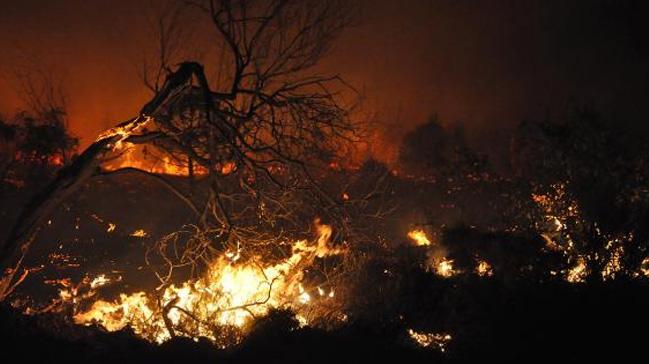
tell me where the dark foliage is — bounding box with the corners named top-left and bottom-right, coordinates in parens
top-left (1, 109), bottom-right (78, 187)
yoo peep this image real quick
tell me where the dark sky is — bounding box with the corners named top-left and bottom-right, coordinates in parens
top-left (1, 0), bottom-right (648, 162)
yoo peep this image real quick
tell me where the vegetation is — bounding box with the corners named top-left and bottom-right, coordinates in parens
top-left (1, 1), bottom-right (648, 361)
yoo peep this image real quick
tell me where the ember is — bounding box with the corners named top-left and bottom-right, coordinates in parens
top-left (407, 329), bottom-right (452, 352)
top-left (476, 260), bottom-right (493, 277)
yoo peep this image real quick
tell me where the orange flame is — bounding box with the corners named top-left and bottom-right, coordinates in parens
top-left (408, 229), bottom-right (432, 246)
top-left (72, 222), bottom-right (344, 345)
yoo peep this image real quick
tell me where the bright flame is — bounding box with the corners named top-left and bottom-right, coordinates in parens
top-left (408, 229), bottom-right (432, 246)
top-left (298, 284), bottom-right (311, 304)
top-left (90, 274), bottom-right (111, 289)
top-left (130, 229), bottom-right (148, 238)
top-left (96, 116), bottom-right (152, 150)
top-left (104, 146), bottom-right (208, 176)
top-left (106, 223), bottom-right (116, 233)
top-left (476, 260), bottom-right (493, 277)
top-left (435, 259), bottom-right (455, 278)
top-left (72, 223), bottom-right (345, 345)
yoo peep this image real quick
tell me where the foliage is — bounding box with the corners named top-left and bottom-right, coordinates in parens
top-left (1, 108), bottom-right (78, 185)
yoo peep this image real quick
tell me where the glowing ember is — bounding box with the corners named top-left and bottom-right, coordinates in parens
top-left (90, 274), bottom-right (111, 289)
top-left (407, 329), bottom-right (452, 352)
top-left (130, 229), bottom-right (148, 238)
top-left (435, 258), bottom-right (456, 278)
top-left (476, 260), bottom-right (493, 277)
top-left (408, 229), bottom-right (432, 246)
top-left (566, 257), bottom-right (588, 283)
top-left (639, 257), bottom-right (649, 277)
top-left (106, 223), bottom-right (116, 233)
top-left (220, 161), bottom-right (236, 175)
top-left (602, 242), bottom-right (624, 280)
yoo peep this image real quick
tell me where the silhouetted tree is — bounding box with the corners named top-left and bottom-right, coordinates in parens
top-left (0, 69), bottom-right (78, 187)
top-left (1, 0), bottom-right (360, 300)
top-left (399, 115), bottom-right (486, 180)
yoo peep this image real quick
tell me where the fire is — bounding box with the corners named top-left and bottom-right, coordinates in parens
top-left (407, 329), bottom-right (452, 352)
top-left (90, 274), bottom-right (111, 289)
top-left (408, 229), bottom-right (432, 246)
top-left (601, 242), bottom-right (624, 280)
top-left (298, 284), bottom-right (311, 304)
top-left (313, 218), bottom-right (345, 257)
top-left (220, 161), bottom-right (236, 175)
top-left (104, 146), bottom-right (207, 177)
top-left (434, 258), bottom-right (456, 278)
top-left (566, 257), bottom-right (588, 283)
top-left (639, 257), bottom-right (649, 277)
top-left (476, 260), bottom-right (493, 277)
top-left (407, 229), bottom-right (459, 277)
top-left (72, 222), bottom-right (345, 345)
top-left (47, 154), bottom-right (64, 166)
top-left (130, 229), bottom-right (148, 238)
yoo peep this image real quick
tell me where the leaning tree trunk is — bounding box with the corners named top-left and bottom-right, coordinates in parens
top-left (0, 62), bottom-right (211, 301)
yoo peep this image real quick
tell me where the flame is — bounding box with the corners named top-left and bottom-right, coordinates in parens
top-left (104, 146), bottom-right (208, 177)
top-left (130, 229), bottom-right (148, 238)
top-left (476, 260), bottom-right (493, 277)
top-left (220, 161), bottom-right (236, 175)
top-left (297, 284), bottom-right (311, 304)
top-left (313, 218), bottom-right (345, 257)
top-left (408, 229), bottom-right (432, 246)
top-left (90, 274), bottom-right (111, 289)
top-left (72, 222), bottom-right (345, 345)
top-left (639, 257), bottom-right (649, 277)
top-left (435, 258), bottom-right (456, 278)
top-left (96, 116), bottom-right (152, 148)
top-left (566, 257), bottom-right (588, 283)
top-left (47, 154), bottom-right (64, 166)
top-left (601, 242), bottom-right (624, 280)
top-left (407, 329), bottom-right (452, 352)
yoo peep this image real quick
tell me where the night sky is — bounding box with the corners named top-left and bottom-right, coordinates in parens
top-left (1, 0), bottom-right (648, 163)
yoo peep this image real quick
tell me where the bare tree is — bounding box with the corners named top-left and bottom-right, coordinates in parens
top-left (0, 0), bottom-right (362, 300)
top-left (137, 0), bottom-right (200, 93)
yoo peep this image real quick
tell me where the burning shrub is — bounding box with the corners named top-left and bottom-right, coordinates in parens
top-left (56, 219), bottom-right (353, 346)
